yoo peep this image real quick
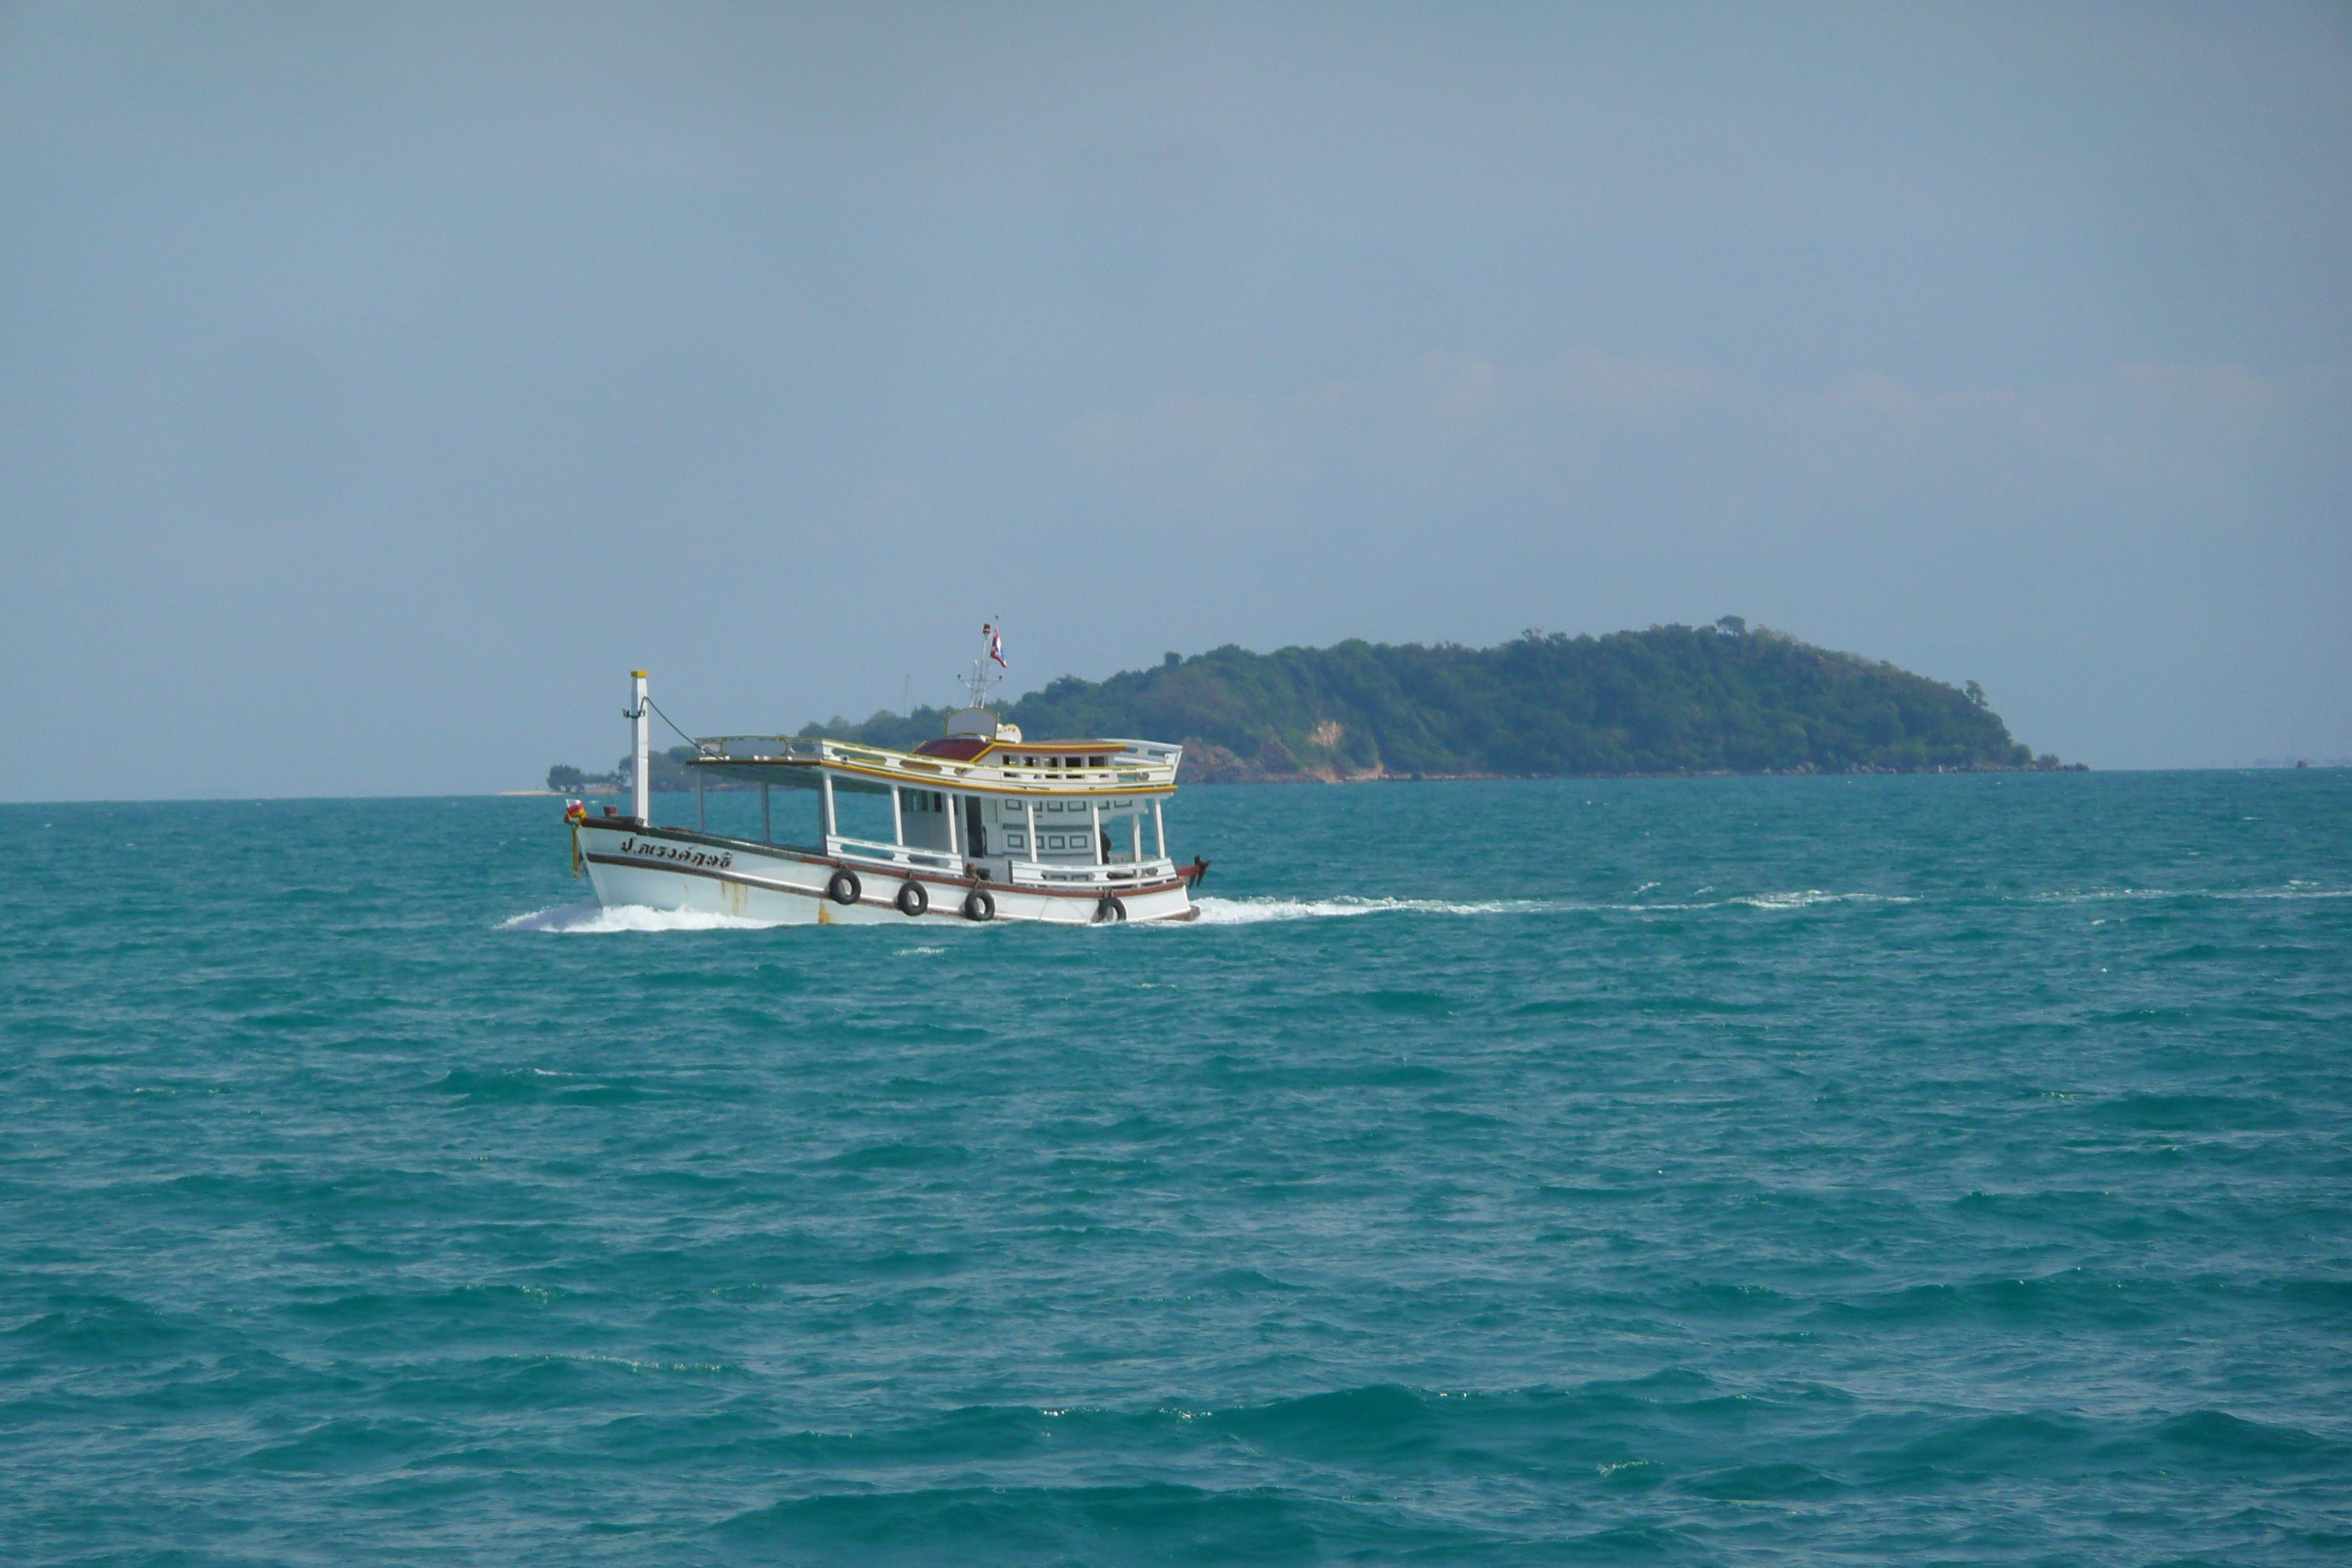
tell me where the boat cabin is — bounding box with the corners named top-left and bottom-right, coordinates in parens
top-left (680, 706), bottom-right (1183, 894)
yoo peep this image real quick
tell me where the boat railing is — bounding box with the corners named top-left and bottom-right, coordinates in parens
top-left (693, 734), bottom-right (1179, 789)
top-left (1000, 859), bottom-right (1173, 890)
top-left (821, 835), bottom-right (1174, 889)
top-left (824, 835), bottom-right (963, 874)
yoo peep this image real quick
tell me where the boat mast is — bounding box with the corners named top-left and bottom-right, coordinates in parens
top-left (960, 659), bottom-right (1000, 712)
top-left (628, 670), bottom-right (650, 824)
top-left (960, 618), bottom-right (1006, 715)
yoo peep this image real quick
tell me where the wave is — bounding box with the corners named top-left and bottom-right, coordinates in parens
top-left (497, 900), bottom-right (782, 934)
top-left (1188, 895), bottom-right (1531, 924)
top-left (1190, 889), bottom-right (1915, 924)
top-left (1727, 889), bottom-right (1920, 910)
top-left (508, 886), bottom-right (1956, 934)
top-left (2032, 883), bottom-right (2352, 905)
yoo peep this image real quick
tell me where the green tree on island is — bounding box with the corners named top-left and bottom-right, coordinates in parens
top-left (777, 624), bottom-right (2060, 783)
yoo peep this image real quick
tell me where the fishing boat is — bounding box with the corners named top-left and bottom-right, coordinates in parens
top-left (565, 636), bottom-right (1207, 925)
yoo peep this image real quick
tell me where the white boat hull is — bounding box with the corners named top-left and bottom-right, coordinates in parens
top-left (575, 819), bottom-right (1196, 926)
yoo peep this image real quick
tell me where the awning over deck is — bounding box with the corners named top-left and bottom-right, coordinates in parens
top-left (683, 735), bottom-right (1182, 799)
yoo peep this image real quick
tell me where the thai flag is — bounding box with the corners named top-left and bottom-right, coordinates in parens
top-left (986, 624), bottom-right (1007, 669)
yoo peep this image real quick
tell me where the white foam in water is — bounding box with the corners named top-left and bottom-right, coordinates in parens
top-left (2037, 883), bottom-right (2351, 905)
top-left (498, 901), bottom-right (781, 934)
top-left (503, 889), bottom-right (1949, 933)
top-left (1729, 889), bottom-right (1919, 910)
top-left (1188, 892), bottom-right (1922, 924)
top-left (1188, 895), bottom-right (1526, 924)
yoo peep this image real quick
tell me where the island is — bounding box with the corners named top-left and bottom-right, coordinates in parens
top-left (547, 620), bottom-right (2077, 792)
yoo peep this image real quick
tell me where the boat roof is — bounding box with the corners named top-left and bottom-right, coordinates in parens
top-left (683, 733), bottom-right (1182, 798)
top-left (911, 735), bottom-right (1130, 762)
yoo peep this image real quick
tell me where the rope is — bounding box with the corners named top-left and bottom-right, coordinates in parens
top-left (644, 696), bottom-right (720, 756)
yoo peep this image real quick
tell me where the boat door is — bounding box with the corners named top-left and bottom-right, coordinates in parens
top-left (965, 797), bottom-right (987, 856)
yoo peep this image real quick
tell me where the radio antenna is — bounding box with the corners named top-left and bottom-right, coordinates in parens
top-left (962, 617), bottom-right (1008, 709)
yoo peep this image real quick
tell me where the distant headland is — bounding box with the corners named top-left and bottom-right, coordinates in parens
top-left (547, 620), bottom-right (2080, 793)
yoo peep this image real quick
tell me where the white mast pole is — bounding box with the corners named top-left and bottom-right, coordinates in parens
top-left (630, 671), bottom-right (650, 824)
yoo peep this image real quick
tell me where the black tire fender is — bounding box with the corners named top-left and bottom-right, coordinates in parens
top-left (1094, 895), bottom-right (1127, 924)
top-left (895, 880), bottom-right (930, 918)
top-left (826, 869), bottom-right (862, 905)
top-left (962, 888), bottom-right (995, 922)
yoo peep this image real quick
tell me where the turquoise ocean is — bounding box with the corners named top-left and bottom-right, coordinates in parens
top-left (4, 771), bottom-right (2348, 1564)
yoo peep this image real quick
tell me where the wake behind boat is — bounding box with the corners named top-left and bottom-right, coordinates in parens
top-left (566, 634), bottom-right (1207, 925)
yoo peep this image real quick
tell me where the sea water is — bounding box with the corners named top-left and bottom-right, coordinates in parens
top-left (3, 772), bottom-right (2348, 1564)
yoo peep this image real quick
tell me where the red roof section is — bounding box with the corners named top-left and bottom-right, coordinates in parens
top-left (910, 736), bottom-right (1125, 761)
top-left (913, 736), bottom-right (993, 761)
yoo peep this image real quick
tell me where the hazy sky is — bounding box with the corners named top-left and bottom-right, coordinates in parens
top-left (4, 3), bottom-right (2347, 798)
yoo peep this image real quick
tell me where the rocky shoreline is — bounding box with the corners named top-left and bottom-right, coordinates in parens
top-left (1175, 746), bottom-right (2089, 785)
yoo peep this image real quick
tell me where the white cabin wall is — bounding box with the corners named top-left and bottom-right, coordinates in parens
top-left (985, 796), bottom-right (1033, 859)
